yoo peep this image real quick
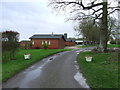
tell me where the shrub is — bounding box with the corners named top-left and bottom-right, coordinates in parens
top-left (42, 43), bottom-right (49, 49)
top-left (2, 30), bottom-right (19, 61)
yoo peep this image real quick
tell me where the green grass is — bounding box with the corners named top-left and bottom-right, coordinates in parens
top-left (2, 49), bottom-right (71, 82)
top-left (108, 44), bottom-right (120, 48)
top-left (79, 44), bottom-right (119, 48)
top-left (77, 52), bottom-right (118, 88)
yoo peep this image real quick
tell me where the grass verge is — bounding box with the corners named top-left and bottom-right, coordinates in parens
top-left (2, 49), bottom-right (71, 82)
top-left (79, 44), bottom-right (119, 48)
top-left (77, 51), bottom-right (118, 88)
top-left (108, 44), bottom-right (120, 48)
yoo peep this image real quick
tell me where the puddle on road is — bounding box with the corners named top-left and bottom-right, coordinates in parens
top-left (76, 49), bottom-right (85, 53)
top-left (74, 72), bottom-right (89, 88)
top-left (74, 59), bottom-right (89, 88)
top-left (76, 51), bottom-right (80, 53)
top-left (74, 65), bottom-right (79, 70)
top-left (74, 61), bottom-right (77, 63)
top-left (4, 55), bottom-right (59, 88)
top-left (19, 54), bottom-right (60, 88)
top-left (19, 58), bottom-right (52, 88)
top-left (19, 68), bottom-right (42, 88)
top-left (30, 66), bottom-right (35, 68)
top-left (74, 60), bottom-right (90, 88)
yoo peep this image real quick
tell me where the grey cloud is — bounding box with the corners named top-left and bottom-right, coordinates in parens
top-left (1, 1), bottom-right (76, 41)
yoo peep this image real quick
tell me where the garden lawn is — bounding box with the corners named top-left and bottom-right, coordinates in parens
top-left (2, 49), bottom-right (70, 82)
top-left (77, 52), bottom-right (118, 88)
top-left (108, 44), bottom-right (120, 48)
top-left (79, 44), bottom-right (119, 48)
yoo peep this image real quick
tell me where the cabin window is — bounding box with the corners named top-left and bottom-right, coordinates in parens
top-left (42, 41), bottom-right (51, 45)
top-left (42, 41), bottom-right (44, 45)
top-left (32, 41), bottom-right (34, 45)
top-left (45, 41), bottom-right (47, 44)
top-left (48, 41), bottom-right (51, 45)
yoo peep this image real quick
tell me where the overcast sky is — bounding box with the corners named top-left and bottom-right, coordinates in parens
top-left (1, 0), bottom-right (78, 41)
top-left (1, 0), bottom-right (118, 41)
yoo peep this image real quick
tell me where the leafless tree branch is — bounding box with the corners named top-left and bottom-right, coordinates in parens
top-left (50, 0), bottom-right (120, 21)
top-left (55, 1), bottom-right (103, 10)
top-left (108, 6), bottom-right (120, 9)
top-left (108, 9), bottom-right (120, 15)
top-left (91, 8), bottom-right (103, 15)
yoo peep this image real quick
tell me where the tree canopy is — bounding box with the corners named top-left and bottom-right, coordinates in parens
top-left (2, 30), bottom-right (19, 60)
top-left (74, 17), bottom-right (100, 45)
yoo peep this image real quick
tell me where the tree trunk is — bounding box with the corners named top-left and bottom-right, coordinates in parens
top-left (99, 1), bottom-right (108, 52)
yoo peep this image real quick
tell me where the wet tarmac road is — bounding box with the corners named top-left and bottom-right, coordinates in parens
top-left (3, 48), bottom-right (95, 88)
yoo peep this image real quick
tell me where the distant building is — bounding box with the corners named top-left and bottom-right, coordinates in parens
top-left (29, 33), bottom-right (75, 49)
top-left (65, 39), bottom-right (75, 46)
top-left (19, 40), bottom-right (31, 49)
top-left (75, 40), bottom-right (84, 45)
top-left (64, 33), bottom-right (75, 46)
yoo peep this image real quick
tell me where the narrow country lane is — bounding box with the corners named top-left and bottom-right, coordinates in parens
top-left (3, 48), bottom-right (94, 88)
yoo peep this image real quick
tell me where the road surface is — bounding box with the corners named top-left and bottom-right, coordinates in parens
top-left (3, 48), bottom-right (94, 88)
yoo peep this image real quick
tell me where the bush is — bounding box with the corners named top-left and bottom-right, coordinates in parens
top-left (2, 31), bottom-right (19, 61)
top-left (42, 43), bottom-right (49, 49)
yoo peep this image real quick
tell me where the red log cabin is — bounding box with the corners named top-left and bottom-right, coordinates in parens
top-left (29, 33), bottom-right (75, 49)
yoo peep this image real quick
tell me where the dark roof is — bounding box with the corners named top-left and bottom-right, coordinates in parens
top-left (20, 40), bottom-right (31, 44)
top-left (66, 39), bottom-right (72, 41)
top-left (66, 39), bottom-right (75, 42)
top-left (20, 40), bottom-right (30, 42)
top-left (29, 34), bottom-right (66, 40)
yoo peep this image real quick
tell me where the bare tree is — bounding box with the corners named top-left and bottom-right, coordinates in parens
top-left (49, 0), bottom-right (120, 52)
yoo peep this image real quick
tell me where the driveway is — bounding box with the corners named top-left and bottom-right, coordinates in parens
top-left (3, 48), bottom-right (94, 88)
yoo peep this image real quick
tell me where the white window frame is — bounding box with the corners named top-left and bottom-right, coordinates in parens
top-left (32, 41), bottom-right (34, 45)
top-left (45, 41), bottom-right (47, 44)
top-left (42, 41), bottom-right (51, 45)
top-left (42, 41), bottom-right (44, 45)
top-left (49, 41), bottom-right (51, 45)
